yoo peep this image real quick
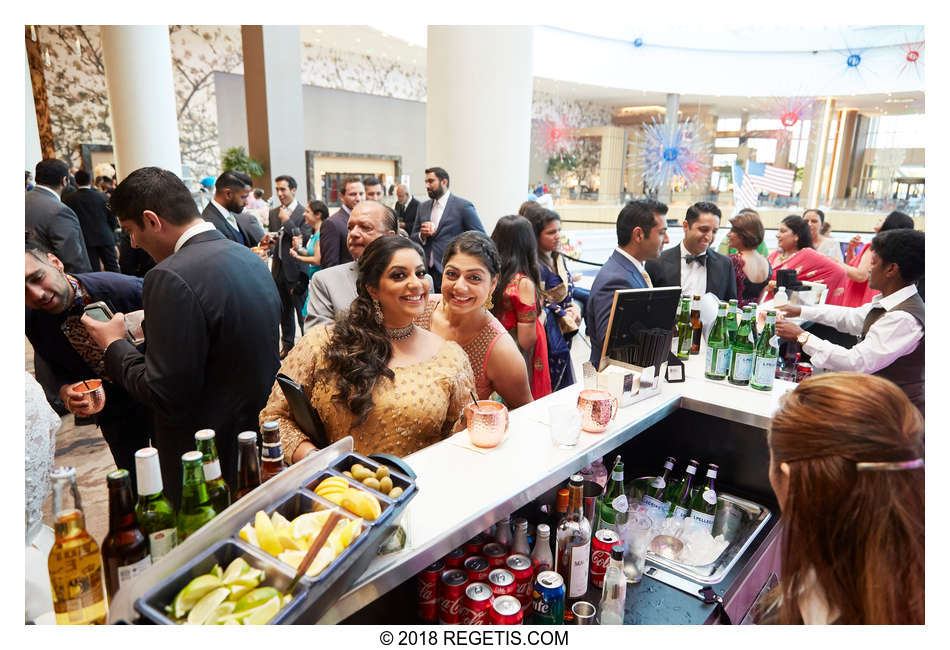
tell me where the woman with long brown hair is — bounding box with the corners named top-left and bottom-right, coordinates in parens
top-left (762, 372), bottom-right (924, 624)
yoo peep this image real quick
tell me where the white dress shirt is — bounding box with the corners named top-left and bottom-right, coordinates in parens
top-left (799, 284), bottom-right (923, 374)
top-left (615, 247), bottom-right (653, 287)
top-left (174, 221), bottom-right (216, 253)
top-left (211, 198), bottom-right (241, 235)
top-left (678, 243), bottom-right (707, 297)
top-left (430, 190), bottom-right (450, 230)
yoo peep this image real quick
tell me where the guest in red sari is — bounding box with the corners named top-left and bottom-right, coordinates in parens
top-left (763, 215), bottom-right (847, 305)
top-left (838, 211), bottom-right (915, 307)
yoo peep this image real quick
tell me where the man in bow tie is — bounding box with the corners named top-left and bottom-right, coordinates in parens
top-left (645, 201), bottom-right (736, 302)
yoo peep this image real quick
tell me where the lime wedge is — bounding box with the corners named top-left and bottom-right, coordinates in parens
top-left (209, 564), bottom-right (223, 580)
top-left (241, 596), bottom-right (282, 625)
top-left (172, 574), bottom-right (223, 618)
top-left (222, 557), bottom-right (251, 584)
top-left (214, 610), bottom-right (254, 625)
top-left (234, 586), bottom-right (280, 613)
top-left (227, 584), bottom-right (255, 602)
top-left (229, 567), bottom-right (264, 588)
top-left (186, 587), bottom-right (230, 625)
top-left (204, 600), bottom-right (236, 625)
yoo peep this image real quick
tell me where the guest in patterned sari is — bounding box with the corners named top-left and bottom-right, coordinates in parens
top-left (763, 215), bottom-right (847, 305)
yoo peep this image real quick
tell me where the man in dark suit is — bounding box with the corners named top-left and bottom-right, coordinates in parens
top-left (25, 158), bottom-right (92, 274)
top-left (62, 169), bottom-right (120, 273)
top-left (202, 170), bottom-right (266, 247)
top-left (267, 174), bottom-right (312, 357)
top-left (586, 199), bottom-right (670, 367)
top-left (645, 201), bottom-right (737, 302)
top-left (394, 183), bottom-right (419, 232)
top-left (410, 166), bottom-right (485, 292)
top-left (82, 167), bottom-right (281, 502)
top-left (319, 176), bottom-right (364, 269)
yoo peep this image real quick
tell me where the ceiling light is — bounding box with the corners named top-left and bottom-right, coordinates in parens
top-left (619, 105), bottom-right (666, 114)
top-left (884, 97), bottom-right (914, 103)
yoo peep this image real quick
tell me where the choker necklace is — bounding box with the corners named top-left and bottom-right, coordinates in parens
top-left (385, 323), bottom-right (415, 340)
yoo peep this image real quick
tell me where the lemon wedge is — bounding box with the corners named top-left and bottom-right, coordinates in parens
top-left (254, 511), bottom-right (282, 556)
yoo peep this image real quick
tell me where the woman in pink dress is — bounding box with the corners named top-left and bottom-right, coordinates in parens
top-left (763, 215), bottom-right (847, 305)
top-left (838, 210), bottom-right (915, 307)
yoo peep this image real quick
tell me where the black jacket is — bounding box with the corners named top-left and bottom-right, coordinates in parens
top-left (267, 203), bottom-right (311, 283)
top-left (25, 187), bottom-right (92, 273)
top-left (62, 187), bottom-right (118, 247)
top-left (395, 197), bottom-right (419, 230)
top-left (645, 244), bottom-right (738, 302)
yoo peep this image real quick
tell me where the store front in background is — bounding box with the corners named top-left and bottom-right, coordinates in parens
top-left (306, 151), bottom-right (401, 206)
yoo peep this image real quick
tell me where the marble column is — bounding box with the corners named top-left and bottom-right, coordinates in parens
top-left (100, 26), bottom-right (181, 180)
top-left (426, 26), bottom-right (533, 233)
top-left (803, 97), bottom-right (836, 208)
top-left (598, 126), bottom-right (626, 204)
top-left (25, 50), bottom-right (42, 173)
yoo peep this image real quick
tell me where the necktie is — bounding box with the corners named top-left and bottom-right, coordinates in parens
top-left (640, 268), bottom-right (653, 288)
top-left (685, 254), bottom-right (706, 266)
top-left (428, 200), bottom-right (443, 267)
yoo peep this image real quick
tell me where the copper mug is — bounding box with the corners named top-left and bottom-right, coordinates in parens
top-left (70, 379), bottom-right (106, 416)
top-left (465, 400), bottom-right (509, 448)
top-left (576, 389), bottom-right (618, 433)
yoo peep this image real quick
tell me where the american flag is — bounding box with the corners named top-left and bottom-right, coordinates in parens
top-left (746, 161), bottom-right (795, 197)
top-left (732, 162), bottom-right (758, 212)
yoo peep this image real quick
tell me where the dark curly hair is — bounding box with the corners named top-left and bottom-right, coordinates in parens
top-left (781, 214), bottom-right (813, 250)
top-left (442, 231), bottom-right (501, 278)
top-left (319, 235), bottom-right (425, 425)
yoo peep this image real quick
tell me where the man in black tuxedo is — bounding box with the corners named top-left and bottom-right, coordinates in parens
top-left (410, 167), bottom-right (485, 292)
top-left (320, 175), bottom-right (364, 269)
top-left (394, 183), bottom-right (419, 232)
top-left (62, 169), bottom-right (119, 272)
top-left (81, 167), bottom-right (281, 502)
top-left (267, 174), bottom-right (312, 357)
top-left (202, 170), bottom-right (266, 247)
top-left (645, 201), bottom-right (737, 302)
top-left (25, 159), bottom-right (92, 274)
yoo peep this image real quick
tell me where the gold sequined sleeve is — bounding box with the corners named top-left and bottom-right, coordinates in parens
top-left (442, 343), bottom-right (476, 438)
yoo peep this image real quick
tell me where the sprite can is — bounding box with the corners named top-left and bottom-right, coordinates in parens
top-left (530, 570), bottom-right (565, 624)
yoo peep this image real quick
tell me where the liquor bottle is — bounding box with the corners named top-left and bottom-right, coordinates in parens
top-left (177, 451), bottom-right (216, 541)
top-left (666, 460), bottom-right (698, 519)
top-left (689, 295), bottom-right (703, 354)
top-left (704, 301), bottom-right (731, 380)
top-left (102, 469), bottom-right (150, 603)
top-left (688, 464), bottom-right (719, 534)
top-left (642, 456), bottom-right (676, 518)
top-left (555, 475), bottom-right (592, 602)
top-left (235, 431), bottom-right (262, 499)
top-left (550, 488), bottom-right (570, 535)
top-left (728, 306), bottom-right (757, 386)
top-left (260, 420), bottom-right (285, 482)
top-left (598, 545), bottom-right (626, 625)
top-left (134, 447), bottom-right (178, 562)
top-left (511, 517), bottom-right (531, 556)
top-left (530, 523), bottom-right (554, 576)
top-left (726, 299), bottom-right (739, 344)
top-left (47, 466), bottom-right (107, 624)
top-left (195, 429), bottom-right (231, 514)
top-left (750, 311), bottom-right (779, 391)
top-left (494, 515), bottom-right (513, 550)
top-left (676, 295), bottom-right (693, 359)
top-left (596, 455), bottom-right (627, 530)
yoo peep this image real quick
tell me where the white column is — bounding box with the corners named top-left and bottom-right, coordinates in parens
top-left (426, 26), bottom-right (533, 234)
top-left (25, 50), bottom-right (42, 173)
top-left (100, 26), bottom-right (181, 180)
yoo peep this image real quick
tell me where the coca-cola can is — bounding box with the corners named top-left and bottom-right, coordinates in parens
top-left (482, 542), bottom-right (508, 568)
top-left (796, 362), bottom-right (813, 383)
top-left (590, 529), bottom-right (620, 588)
top-left (505, 554), bottom-right (534, 608)
top-left (463, 555), bottom-right (490, 583)
top-left (488, 568), bottom-right (516, 599)
top-left (464, 534), bottom-right (486, 556)
top-left (489, 595), bottom-right (524, 625)
top-left (460, 582), bottom-right (492, 625)
top-left (417, 559), bottom-right (444, 622)
top-left (438, 568), bottom-right (469, 625)
top-left (444, 547), bottom-right (466, 569)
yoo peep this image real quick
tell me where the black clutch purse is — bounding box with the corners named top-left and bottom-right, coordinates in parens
top-left (275, 373), bottom-right (329, 449)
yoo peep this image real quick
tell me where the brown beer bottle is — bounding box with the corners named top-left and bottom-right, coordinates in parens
top-left (102, 469), bottom-right (151, 603)
top-left (234, 431), bottom-right (262, 499)
top-left (689, 294), bottom-right (703, 354)
top-left (260, 420), bottom-right (285, 482)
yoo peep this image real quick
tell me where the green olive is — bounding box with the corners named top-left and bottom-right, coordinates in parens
top-left (375, 465), bottom-right (390, 480)
top-left (351, 465), bottom-right (374, 481)
top-left (362, 477), bottom-right (381, 490)
top-left (388, 487), bottom-right (403, 499)
top-left (379, 476), bottom-right (393, 494)
top-left (342, 471), bottom-right (353, 478)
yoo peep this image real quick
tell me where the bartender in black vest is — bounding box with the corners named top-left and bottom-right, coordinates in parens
top-left (775, 228), bottom-right (924, 414)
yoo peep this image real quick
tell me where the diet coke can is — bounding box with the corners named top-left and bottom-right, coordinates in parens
top-left (464, 534), bottom-right (486, 556)
top-left (417, 559), bottom-right (444, 622)
top-left (488, 568), bottom-right (516, 599)
top-left (482, 542), bottom-right (508, 568)
top-left (444, 547), bottom-right (466, 569)
top-left (796, 362), bottom-right (813, 383)
top-left (460, 582), bottom-right (492, 625)
top-left (590, 529), bottom-right (620, 588)
top-left (438, 568), bottom-right (469, 625)
top-left (489, 595), bottom-right (524, 625)
top-left (505, 554), bottom-right (534, 609)
top-left (463, 555), bottom-right (490, 583)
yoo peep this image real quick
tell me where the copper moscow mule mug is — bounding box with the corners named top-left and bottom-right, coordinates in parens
top-left (576, 389), bottom-right (618, 433)
top-left (465, 400), bottom-right (509, 448)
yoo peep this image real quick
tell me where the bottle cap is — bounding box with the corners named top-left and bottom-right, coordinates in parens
top-left (536, 523), bottom-right (550, 536)
top-left (107, 468), bottom-right (129, 483)
top-left (261, 420), bottom-right (279, 432)
top-left (569, 474), bottom-right (583, 485)
top-left (195, 428), bottom-right (216, 441)
top-left (513, 517), bottom-right (528, 530)
top-left (237, 431), bottom-right (257, 443)
top-left (685, 464), bottom-right (697, 474)
top-left (134, 447), bottom-right (163, 495)
top-left (610, 545), bottom-right (624, 561)
top-left (556, 489), bottom-right (570, 511)
top-left (182, 450), bottom-right (203, 463)
top-left (50, 466), bottom-right (76, 481)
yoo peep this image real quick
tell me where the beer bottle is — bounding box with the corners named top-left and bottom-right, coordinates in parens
top-left (235, 431), bottom-right (262, 499)
top-left (726, 299), bottom-right (739, 344)
top-left (596, 455), bottom-right (626, 530)
top-left (176, 451), bottom-right (216, 541)
top-left (260, 420), bottom-right (285, 482)
top-left (676, 296), bottom-right (693, 359)
top-left (750, 310), bottom-right (779, 391)
top-left (642, 456), bottom-right (676, 518)
top-left (195, 429), bottom-right (231, 514)
top-left (47, 466), bottom-right (107, 624)
top-left (666, 459), bottom-right (698, 519)
top-left (554, 475), bottom-right (592, 605)
top-left (689, 295), bottom-right (702, 354)
top-left (134, 447), bottom-right (177, 562)
top-left (704, 301), bottom-right (732, 380)
top-left (687, 464), bottom-right (719, 534)
top-left (728, 306), bottom-right (757, 386)
top-left (102, 469), bottom-right (150, 603)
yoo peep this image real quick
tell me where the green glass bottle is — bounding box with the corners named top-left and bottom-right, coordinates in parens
top-left (728, 306), bottom-right (757, 386)
top-left (176, 451), bottom-right (216, 541)
top-left (675, 296), bottom-right (693, 359)
top-left (133, 447), bottom-right (178, 562)
top-left (641, 456), bottom-right (676, 519)
top-left (687, 464), bottom-right (719, 534)
top-left (666, 459), bottom-right (699, 519)
top-left (704, 302), bottom-right (732, 380)
top-left (195, 429), bottom-right (231, 515)
top-left (750, 310), bottom-right (779, 391)
top-left (747, 303), bottom-right (759, 344)
top-left (726, 299), bottom-right (739, 344)
top-left (596, 455), bottom-right (626, 530)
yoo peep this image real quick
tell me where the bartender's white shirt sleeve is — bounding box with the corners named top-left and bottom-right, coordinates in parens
top-left (798, 302), bottom-right (871, 337)
top-left (801, 310), bottom-right (923, 374)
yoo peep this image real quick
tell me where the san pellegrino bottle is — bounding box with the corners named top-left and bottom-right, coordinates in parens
top-left (688, 464), bottom-right (719, 534)
top-left (511, 517), bottom-right (531, 557)
top-left (747, 303), bottom-right (759, 342)
top-left (530, 523), bottom-right (554, 576)
top-left (598, 545), bottom-right (626, 625)
top-left (642, 456), bottom-right (676, 518)
top-left (726, 299), bottom-right (739, 343)
top-left (728, 306), bottom-right (757, 386)
top-left (134, 447), bottom-right (178, 562)
top-left (177, 451), bottom-right (216, 541)
top-left (750, 310), bottom-right (779, 391)
top-left (555, 475), bottom-right (592, 601)
top-left (676, 296), bottom-right (692, 359)
top-left (195, 429), bottom-right (231, 514)
top-left (102, 469), bottom-right (150, 603)
top-left (47, 466), bottom-right (107, 624)
top-left (666, 459), bottom-right (699, 519)
top-left (596, 455), bottom-right (627, 530)
top-left (704, 302), bottom-right (732, 380)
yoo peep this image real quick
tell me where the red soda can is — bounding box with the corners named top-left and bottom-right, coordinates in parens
top-left (444, 547), bottom-right (466, 569)
top-left (417, 559), bottom-right (444, 622)
top-left (488, 568), bottom-right (516, 600)
top-left (489, 595), bottom-right (524, 625)
top-left (482, 542), bottom-right (508, 568)
top-left (590, 529), bottom-right (620, 588)
top-left (796, 362), bottom-right (813, 383)
top-left (438, 568), bottom-right (469, 625)
top-left (505, 554), bottom-right (534, 609)
top-left (463, 555), bottom-right (490, 583)
top-left (464, 534), bottom-right (486, 556)
top-left (460, 582), bottom-right (492, 625)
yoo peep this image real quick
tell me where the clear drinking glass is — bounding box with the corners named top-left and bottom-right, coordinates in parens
top-left (622, 510), bottom-right (654, 584)
top-left (549, 403), bottom-right (581, 448)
